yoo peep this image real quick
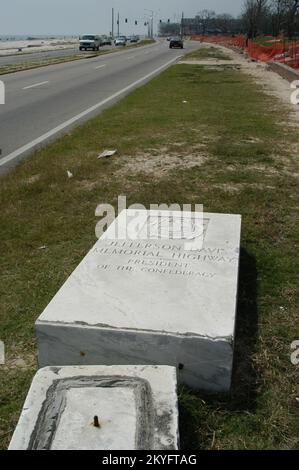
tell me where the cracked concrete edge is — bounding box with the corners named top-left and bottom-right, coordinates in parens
top-left (35, 319), bottom-right (234, 344)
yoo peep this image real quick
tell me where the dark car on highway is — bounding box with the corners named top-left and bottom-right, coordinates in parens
top-left (169, 37), bottom-right (184, 49)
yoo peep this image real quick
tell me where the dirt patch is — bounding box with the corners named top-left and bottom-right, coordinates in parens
top-left (245, 164), bottom-right (281, 175)
top-left (76, 180), bottom-right (99, 191)
top-left (24, 174), bottom-right (41, 185)
top-left (179, 59), bottom-right (238, 66)
top-left (202, 66), bottom-right (226, 72)
top-left (115, 152), bottom-right (208, 178)
top-left (171, 142), bottom-right (186, 147)
top-left (217, 161), bottom-right (299, 180)
top-left (272, 154), bottom-right (299, 178)
top-left (241, 137), bottom-right (263, 144)
top-left (202, 42), bottom-right (299, 123)
top-left (213, 182), bottom-right (277, 194)
top-left (3, 352), bottom-right (36, 370)
top-left (179, 59), bottom-right (241, 72)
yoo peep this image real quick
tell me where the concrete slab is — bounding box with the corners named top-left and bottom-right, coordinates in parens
top-left (269, 61), bottom-right (299, 83)
top-left (36, 210), bottom-right (242, 392)
top-left (8, 365), bottom-right (179, 450)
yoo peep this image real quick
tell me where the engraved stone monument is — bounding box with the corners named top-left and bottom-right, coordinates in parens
top-left (36, 209), bottom-right (241, 392)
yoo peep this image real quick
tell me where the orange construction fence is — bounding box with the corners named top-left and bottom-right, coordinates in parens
top-left (191, 35), bottom-right (299, 70)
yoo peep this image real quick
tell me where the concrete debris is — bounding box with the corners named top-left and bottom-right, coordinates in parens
top-left (98, 150), bottom-right (117, 159)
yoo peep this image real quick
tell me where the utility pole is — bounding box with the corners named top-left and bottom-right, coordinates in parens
top-left (151, 14), bottom-right (154, 38)
top-left (112, 8), bottom-right (114, 39)
top-left (117, 12), bottom-right (120, 37)
top-left (145, 9), bottom-right (154, 39)
top-left (181, 11), bottom-right (184, 38)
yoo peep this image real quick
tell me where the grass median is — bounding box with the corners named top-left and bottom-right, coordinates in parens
top-left (0, 39), bottom-right (156, 75)
top-left (0, 51), bottom-right (298, 449)
top-left (183, 45), bottom-right (232, 61)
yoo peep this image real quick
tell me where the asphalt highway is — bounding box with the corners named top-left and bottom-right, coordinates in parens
top-left (0, 40), bottom-right (199, 173)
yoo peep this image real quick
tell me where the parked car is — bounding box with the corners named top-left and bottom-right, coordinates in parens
top-left (169, 37), bottom-right (184, 49)
top-left (115, 36), bottom-right (127, 46)
top-left (79, 35), bottom-right (102, 51)
top-left (101, 36), bottom-right (113, 46)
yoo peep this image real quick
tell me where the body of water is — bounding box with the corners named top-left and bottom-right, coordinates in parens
top-left (0, 35), bottom-right (78, 41)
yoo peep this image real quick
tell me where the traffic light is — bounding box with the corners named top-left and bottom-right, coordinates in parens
top-left (167, 19), bottom-right (170, 23)
top-left (135, 20), bottom-right (138, 25)
top-left (125, 18), bottom-right (128, 23)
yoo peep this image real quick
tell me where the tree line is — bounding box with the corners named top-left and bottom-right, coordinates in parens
top-left (159, 1), bottom-right (299, 39)
top-left (243, 0), bottom-right (299, 38)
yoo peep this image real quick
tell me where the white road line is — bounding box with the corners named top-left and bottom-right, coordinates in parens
top-left (22, 81), bottom-right (49, 90)
top-left (0, 55), bottom-right (182, 167)
top-left (95, 64), bottom-right (106, 69)
top-left (127, 55), bottom-right (136, 59)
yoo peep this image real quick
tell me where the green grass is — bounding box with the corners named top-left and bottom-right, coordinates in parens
top-left (0, 53), bottom-right (98, 75)
top-left (131, 39), bottom-right (155, 47)
top-left (0, 40), bottom-right (156, 75)
top-left (254, 36), bottom-right (298, 46)
top-left (0, 55), bottom-right (298, 449)
top-left (184, 46), bottom-right (232, 60)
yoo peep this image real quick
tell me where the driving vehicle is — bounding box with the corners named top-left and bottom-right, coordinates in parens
top-left (101, 36), bottom-right (113, 46)
top-left (128, 36), bottom-right (139, 43)
top-left (79, 35), bottom-right (102, 51)
top-left (115, 36), bottom-right (127, 46)
top-left (169, 37), bottom-right (184, 49)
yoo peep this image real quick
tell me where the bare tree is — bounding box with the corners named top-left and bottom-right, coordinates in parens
top-left (197, 9), bottom-right (216, 34)
top-left (215, 14), bottom-right (234, 33)
top-left (269, 0), bottom-right (299, 38)
top-left (283, 0), bottom-right (299, 37)
top-left (270, 0), bottom-right (285, 35)
top-left (242, 0), bottom-right (269, 38)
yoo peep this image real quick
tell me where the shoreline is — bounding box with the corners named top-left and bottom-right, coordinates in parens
top-left (0, 37), bottom-right (79, 57)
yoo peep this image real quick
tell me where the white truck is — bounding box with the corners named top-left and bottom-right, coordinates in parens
top-left (79, 35), bottom-right (102, 51)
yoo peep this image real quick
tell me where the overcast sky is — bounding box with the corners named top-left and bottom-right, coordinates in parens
top-left (0, 0), bottom-right (244, 36)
